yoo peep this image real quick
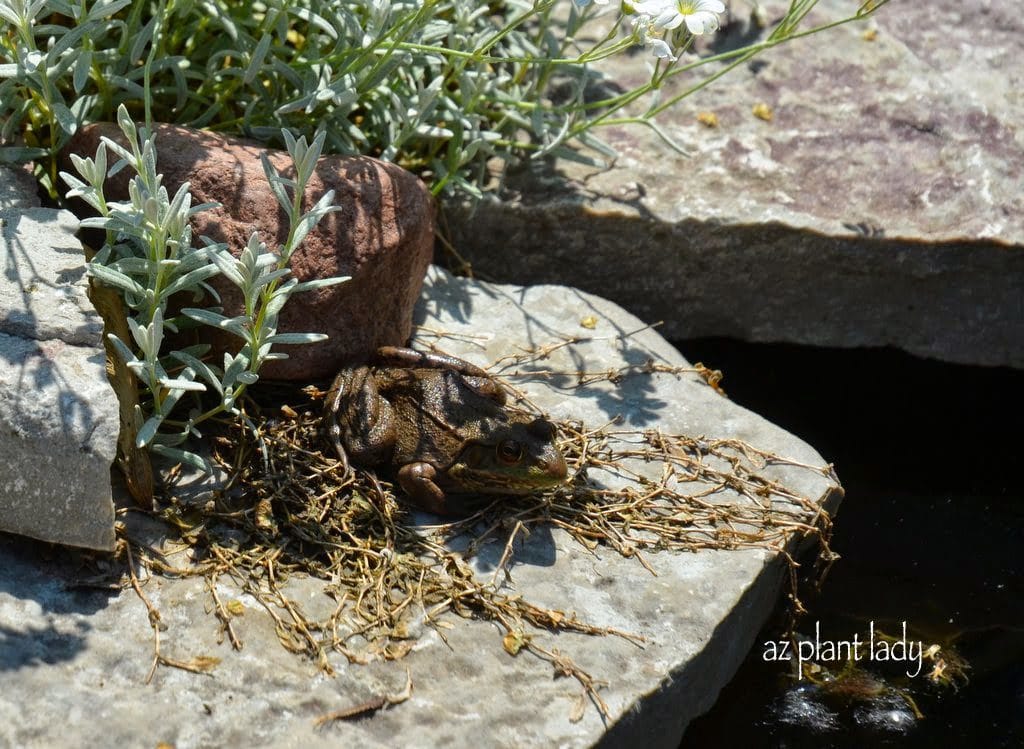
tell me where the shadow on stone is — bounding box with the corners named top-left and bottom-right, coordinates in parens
top-left (440, 516), bottom-right (558, 573)
top-left (415, 272), bottom-right (675, 426)
top-left (0, 533), bottom-right (118, 672)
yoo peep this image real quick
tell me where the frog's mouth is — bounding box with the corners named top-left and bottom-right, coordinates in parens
top-left (444, 444), bottom-right (569, 495)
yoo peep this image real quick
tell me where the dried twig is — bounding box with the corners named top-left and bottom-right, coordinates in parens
top-left (313, 670), bottom-right (413, 727)
top-left (124, 541), bottom-right (163, 684)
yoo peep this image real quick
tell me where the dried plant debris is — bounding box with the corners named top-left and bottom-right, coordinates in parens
top-left (113, 365), bottom-right (837, 719)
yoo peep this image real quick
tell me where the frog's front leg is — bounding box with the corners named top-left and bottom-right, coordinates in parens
top-left (397, 462), bottom-right (449, 515)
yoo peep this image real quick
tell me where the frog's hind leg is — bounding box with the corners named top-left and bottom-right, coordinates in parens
top-left (324, 375), bottom-right (354, 472)
top-left (324, 366), bottom-right (397, 470)
top-left (375, 346), bottom-right (507, 405)
top-left (375, 346), bottom-right (489, 378)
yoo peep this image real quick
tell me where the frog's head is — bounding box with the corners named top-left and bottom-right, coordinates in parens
top-left (444, 417), bottom-right (568, 494)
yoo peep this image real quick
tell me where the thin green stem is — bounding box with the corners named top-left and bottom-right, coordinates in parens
top-left (143, 0), bottom-right (170, 129)
top-left (648, 9), bottom-right (885, 119)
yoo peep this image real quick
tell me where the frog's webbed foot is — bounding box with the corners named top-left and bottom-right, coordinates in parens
top-left (397, 462), bottom-right (449, 515)
top-left (457, 374), bottom-right (507, 405)
top-left (327, 424), bottom-right (352, 474)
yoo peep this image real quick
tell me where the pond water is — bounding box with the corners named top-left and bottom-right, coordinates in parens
top-left (673, 340), bottom-right (1023, 748)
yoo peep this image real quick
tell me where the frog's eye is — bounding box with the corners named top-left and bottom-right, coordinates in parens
top-left (496, 440), bottom-right (524, 465)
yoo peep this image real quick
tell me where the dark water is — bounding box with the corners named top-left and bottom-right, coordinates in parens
top-left (671, 339), bottom-right (1024, 749)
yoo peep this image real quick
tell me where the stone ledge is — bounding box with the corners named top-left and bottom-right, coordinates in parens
top-left (443, 0), bottom-right (1024, 368)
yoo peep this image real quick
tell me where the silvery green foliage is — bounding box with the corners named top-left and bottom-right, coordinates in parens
top-left (1, 0), bottom-right (891, 198)
top-left (0, 0), bottom-right (135, 191)
top-left (60, 104), bottom-right (347, 470)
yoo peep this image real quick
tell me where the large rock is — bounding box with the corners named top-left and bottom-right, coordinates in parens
top-left (443, 0), bottom-right (1024, 368)
top-left (0, 266), bottom-right (840, 746)
top-left (0, 208), bottom-right (104, 346)
top-left (0, 333), bottom-right (117, 550)
top-left (0, 169), bottom-right (118, 551)
top-left (62, 124), bottom-right (435, 380)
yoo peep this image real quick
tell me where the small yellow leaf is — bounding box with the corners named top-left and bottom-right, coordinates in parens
top-left (255, 498), bottom-right (277, 532)
top-left (502, 631), bottom-right (529, 656)
top-left (188, 655), bottom-right (222, 672)
top-left (384, 640), bottom-right (415, 659)
top-left (226, 600), bottom-right (246, 616)
top-left (159, 654), bottom-right (221, 674)
top-left (696, 111), bottom-right (719, 128)
top-left (752, 102), bottom-right (774, 122)
top-left (580, 315), bottom-right (598, 330)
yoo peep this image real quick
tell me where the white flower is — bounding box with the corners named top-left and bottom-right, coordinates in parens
top-left (647, 38), bottom-right (677, 61)
top-left (22, 49), bottom-right (43, 73)
top-left (630, 10), bottom-right (678, 61)
top-left (633, 0), bottom-right (726, 35)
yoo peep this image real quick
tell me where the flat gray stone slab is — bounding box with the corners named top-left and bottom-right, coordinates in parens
top-left (0, 266), bottom-right (839, 747)
top-left (0, 332), bottom-right (116, 550)
top-left (0, 167), bottom-right (117, 551)
top-left (0, 207), bottom-right (104, 346)
top-left (443, 0), bottom-right (1024, 368)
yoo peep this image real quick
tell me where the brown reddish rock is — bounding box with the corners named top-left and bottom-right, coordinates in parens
top-left (62, 123), bottom-right (434, 380)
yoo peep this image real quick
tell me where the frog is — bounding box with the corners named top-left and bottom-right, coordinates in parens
top-left (323, 346), bottom-right (569, 515)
